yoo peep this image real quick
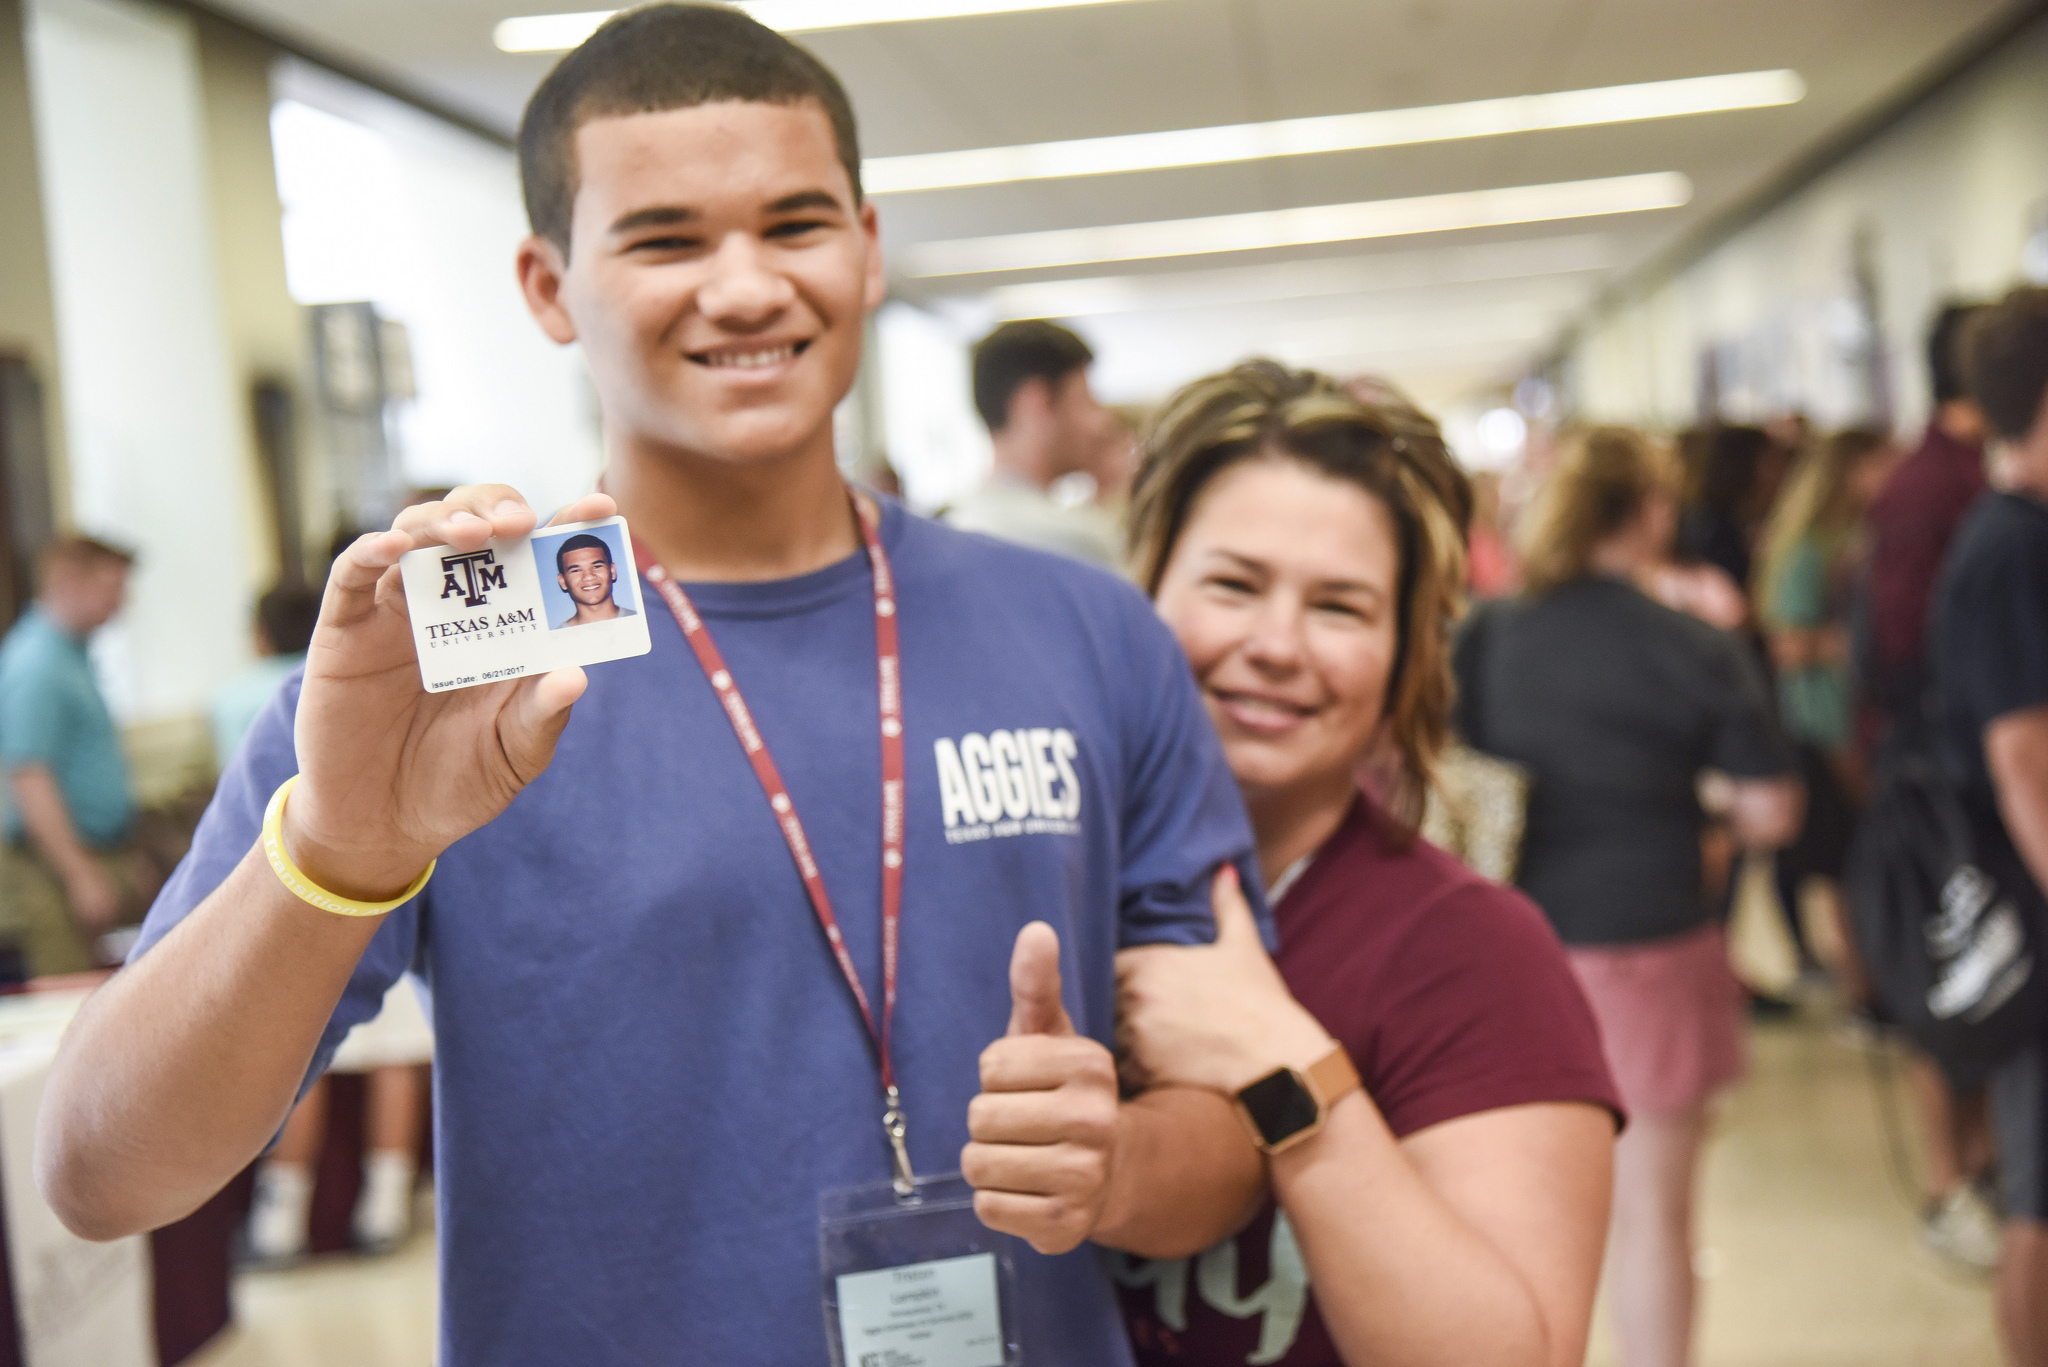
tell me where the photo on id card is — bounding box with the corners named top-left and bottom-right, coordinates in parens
top-left (820, 1175), bottom-right (1022, 1367)
top-left (397, 515), bottom-right (651, 693)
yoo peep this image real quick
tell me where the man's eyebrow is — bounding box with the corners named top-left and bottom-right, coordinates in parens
top-left (767, 189), bottom-right (846, 214)
top-left (608, 205), bottom-right (698, 235)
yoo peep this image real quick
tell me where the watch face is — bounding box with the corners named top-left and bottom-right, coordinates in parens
top-left (1239, 1068), bottom-right (1320, 1148)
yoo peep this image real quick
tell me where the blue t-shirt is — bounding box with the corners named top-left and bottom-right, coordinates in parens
top-left (134, 503), bottom-right (1263, 1366)
top-left (0, 606), bottom-right (134, 846)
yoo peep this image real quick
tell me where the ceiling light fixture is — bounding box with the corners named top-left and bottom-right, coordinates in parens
top-left (904, 172), bottom-right (1692, 277)
top-left (979, 233), bottom-right (1615, 319)
top-left (493, 0), bottom-right (1158, 52)
top-left (865, 69), bottom-right (1802, 194)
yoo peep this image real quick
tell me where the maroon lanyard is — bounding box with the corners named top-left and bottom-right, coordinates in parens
top-left (633, 495), bottom-right (914, 1192)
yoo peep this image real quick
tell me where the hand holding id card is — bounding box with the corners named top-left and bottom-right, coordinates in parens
top-left (397, 515), bottom-right (651, 692)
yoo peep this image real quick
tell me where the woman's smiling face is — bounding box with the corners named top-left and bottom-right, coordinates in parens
top-left (1153, 453), bottom-right (1402, 803)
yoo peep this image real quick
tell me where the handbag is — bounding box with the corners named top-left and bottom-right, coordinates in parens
top-left (1844, 741), bottom-right (2046, 1072)
top-left (1438, 598), bottom-right (1532, 882)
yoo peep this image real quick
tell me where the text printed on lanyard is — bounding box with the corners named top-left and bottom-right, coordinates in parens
top-left (634, 496), bottom-right (914, 1194)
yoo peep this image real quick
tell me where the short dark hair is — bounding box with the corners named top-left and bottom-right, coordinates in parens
top-left (555, 533), bottom-right (614, 575)
top-left (1963, 287), bottom-right (2048, 443)
top-left (1927, 302), bottom-right (1987, 406)
top-left (257, 584), bottom-right (321, 656)
top-left (518, 3), bottom-right (864, 256)
top-left (971, 320), bottom-right (1095, 432)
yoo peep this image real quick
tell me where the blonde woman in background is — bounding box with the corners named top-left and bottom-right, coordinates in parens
top-left (1454, 427), bottom-right (1803, 1367)
top-left (1752, 429), bottom-right (1902, 996)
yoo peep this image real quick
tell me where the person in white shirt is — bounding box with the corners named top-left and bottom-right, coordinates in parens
top-left (947, 319), bottom-right (1125, 567)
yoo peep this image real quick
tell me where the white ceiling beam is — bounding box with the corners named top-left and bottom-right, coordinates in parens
top-left (493, 0), bottom-right (1160, 52)
top-left (904, 173), bottom-right (1692, 276)
top-left (865, 70), bottom-right (1804, 194)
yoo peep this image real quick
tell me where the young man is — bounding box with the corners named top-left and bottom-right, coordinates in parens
top-left (38, 8), bottom-right (1266, 1364)
top-left (1863, 301), bottom-right (2003, 1272)
top-left (946, 319), bottom-right (1124, 567)
top-left (0, 535), bottom-right (147, 974)
top-left (550, 534), bottom-right (636, 629)
top-left (1931, 284), bottom-right (2048, 1365)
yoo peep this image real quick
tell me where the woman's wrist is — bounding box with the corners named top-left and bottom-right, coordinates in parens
top-left (1227, 1010), bottom-right (1340, 1092)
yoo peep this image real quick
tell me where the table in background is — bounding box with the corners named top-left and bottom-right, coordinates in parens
top-left (0, 989), bottom-right (237, 1367)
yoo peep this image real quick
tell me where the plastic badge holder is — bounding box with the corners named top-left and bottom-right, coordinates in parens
top-left (820, 1173), bottom-right (1022, 1367)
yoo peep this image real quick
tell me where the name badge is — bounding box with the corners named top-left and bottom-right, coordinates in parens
top-left (820, 1174), bottom-right (1020, 1367)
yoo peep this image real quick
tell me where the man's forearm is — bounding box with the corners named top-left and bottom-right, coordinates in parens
top-left (36, 843), bottom-right (383, 1239)
top-left (11, 765), bottom-right (95, 878)
top-left (1987, 711), bottom-right (2048, 899)
top-left (1091, 1086), bottom-right (1263, 1259)
top-left (1998, 768), bottom-right (2048, 901)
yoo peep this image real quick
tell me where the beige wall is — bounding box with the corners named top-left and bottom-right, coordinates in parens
top-left (18, 0), bottom-right (309, 797)
top-left (1563, 10), bottom-right (2048, 434)
top-left (0, 0), bottom-right (68, 522)
top-left (192, 8), bottom-right (308, 591)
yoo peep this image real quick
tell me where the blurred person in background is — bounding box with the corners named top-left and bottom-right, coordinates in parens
top-left (1931, 285), bottom-right (2048, 1365)
top-left (1466, 471), bottom-right (1522, 599)
top-left (244, 983), bottom-right (432, 1264)
top-left (1867, 304), bottom-right (1990, 729)
top-left (210, 584), bottom-right (321, 770)
top-left (1455, 428), bottom-right (1801, 1367)
top-left (1676, 423), bottom-right (1789, 604)
top-left (1753, 428), bottom-right (1900, 984)
top-left (0, 536), bottom-right (159, 975)
top-left (1113, 361), bottom-right (1619, 1367)
top-left (947, 318), bottom-right (1124, 567)
top-left (1859, 302), bottom-right (2002, 1271)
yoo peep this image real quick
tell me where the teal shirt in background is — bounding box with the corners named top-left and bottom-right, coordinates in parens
top-left (1767, 535), bottom-right (1853, 750)
top-left (0, 607), bottom-right (134, 846)
top-left (209, 654), bottom-right (302, 772)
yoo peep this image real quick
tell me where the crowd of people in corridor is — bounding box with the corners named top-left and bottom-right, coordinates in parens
top-left (3, 6), bottom-right (2047, 1367)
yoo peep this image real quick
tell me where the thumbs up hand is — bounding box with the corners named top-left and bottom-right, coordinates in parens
top-left (962, 921), bottom-right (1120, 1255)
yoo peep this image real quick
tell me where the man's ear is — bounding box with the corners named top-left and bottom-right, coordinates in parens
top-left (518, 234), bottom-right (579, 345)
top-left (859, 199), bottom-right (885, 314)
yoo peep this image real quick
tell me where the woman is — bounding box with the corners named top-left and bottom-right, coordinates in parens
top-left (1753, 428), bottom-right (1899, 982)
top-left (1675, 423), bottom-right (1789, 597)
top-left (1457, 427), bottom-right (1802, 1367)
top-left (1112, 361), bottom-right (1620, 1367)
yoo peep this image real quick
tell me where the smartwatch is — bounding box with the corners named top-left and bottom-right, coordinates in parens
top-left (1232, 1043), bottom-right (1362, 1155)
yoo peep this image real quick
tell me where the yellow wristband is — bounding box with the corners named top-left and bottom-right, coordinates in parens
top-left (262, 774), bottom-right (434, 918)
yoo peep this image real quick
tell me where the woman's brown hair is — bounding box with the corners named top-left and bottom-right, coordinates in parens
top-left (1126, 360), bottom-right (1469, 829)
top-left (1516, 425), bottom-right (1680, 594)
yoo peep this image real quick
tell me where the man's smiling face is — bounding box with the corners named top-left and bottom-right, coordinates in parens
top-left (557, 546), bottom-right (617, 607)
top-left (528, 99), bottom-right (883, 469)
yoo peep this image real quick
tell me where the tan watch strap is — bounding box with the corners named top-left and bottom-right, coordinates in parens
top-left (1304, 1043), bottom-right (1361, 1111)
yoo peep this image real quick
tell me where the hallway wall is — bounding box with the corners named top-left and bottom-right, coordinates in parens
top-left (1562, 9), bottom-right (2048, 434)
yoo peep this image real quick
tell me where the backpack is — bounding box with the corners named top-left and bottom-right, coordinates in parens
top-left (1844, 743), bottom-right (2047, 1071)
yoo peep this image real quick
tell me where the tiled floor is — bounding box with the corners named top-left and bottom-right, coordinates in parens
top-left (1587, 1017), bottom-right (2000, 1367)
top-left (187, 1017), bottom-right (2000, 1366)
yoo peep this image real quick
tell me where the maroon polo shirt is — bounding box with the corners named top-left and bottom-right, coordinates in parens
top-left (1866, 420), bottom-right (1986, 721)
top-left (1114, 797), bottom-right (1620, 1367)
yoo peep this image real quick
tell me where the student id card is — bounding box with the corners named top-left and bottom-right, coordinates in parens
top-left (397, 515), bottom-right (651, 693)
top-left (820, 1174), bottom-right (1021, 1367)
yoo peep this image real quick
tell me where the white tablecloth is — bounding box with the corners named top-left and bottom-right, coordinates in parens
top-left (0, 992), bottom-right (154, 1367)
